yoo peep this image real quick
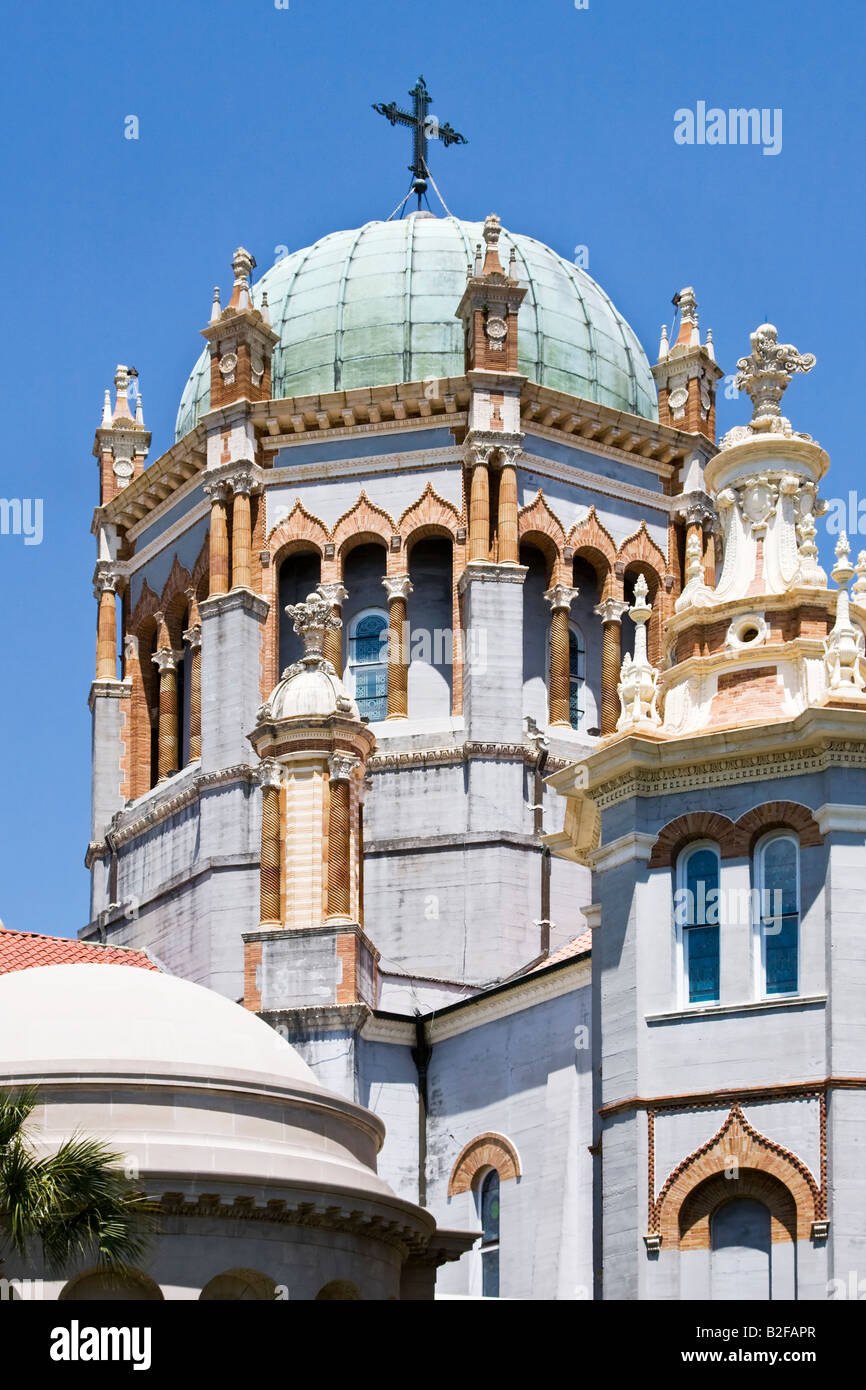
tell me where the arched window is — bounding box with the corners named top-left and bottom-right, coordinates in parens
top-left (347, 609), bottom-right (388, 722)
top-left (754, 833), bottom-right (799, 996)
top-left (568, 625), bottom-right (586, 730)
top-left (710, 1198), bottom-right (772, 1300)
top-left (478, 1169), bottom-right (500, 1298)
top-left (676, 842), bottom-right (721, 1004)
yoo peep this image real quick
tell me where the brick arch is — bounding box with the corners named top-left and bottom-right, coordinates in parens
top-left (332, 491), bottom-right (396, 561)
top-left (654, 1104), bottom-right (819, 1245)
top-left (129, 579), bottom-right (161, 634)
top-left (518, 491), bottom-right (567, 553)
top-left (519, 529), bottom-right (559, 582)
top-left (732, 801), bottom-right (824, 856)
top-left (679, 1169), bottom-right (798, 1250)
top-left (617, 521), bottom-right (668, 581)
top-left (448, 1132), bottom-right (522, 1197)
top-left (649, 811), bottom-right (739, 869)
top-left (266, 499), bottom-right (329, 558)
top-left (568, 507), bottom-right (617, 583)
top-left (399, 481), bottom-right (461, 551)
top-left (159, 556), bottom-right (193, 647)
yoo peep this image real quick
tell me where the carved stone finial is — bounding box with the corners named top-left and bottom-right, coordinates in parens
top-left (657, 324), bottom-right (669, 361)
top-left (732, 323), bottom-right (816, 434)
top-left (210, 286), bottom-right (221, 323)
top-left (483, 214), bottom-right (502, 249)
top-left (230, 247), bottom-right (256, 310)
top-left (286, 590), bottom-right (342, 661)
top-left (113, 364), bottom-right (133, 420)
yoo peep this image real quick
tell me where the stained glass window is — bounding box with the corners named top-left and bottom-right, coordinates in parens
top-left (682, 845), bottom-right (720, 1004)
top-left (759, 835), bottom-right (799, 995)
top-left (480, 1169), bottom-right (500, 1298)
top-left (349, 612), bottom-right (388, 722)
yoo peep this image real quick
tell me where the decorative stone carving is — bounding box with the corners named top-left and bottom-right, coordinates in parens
top-left (616, 575), bottom-right (661, 731)
top-left (852, 552), bottom-right (866, 610)
top-left (286, 590), bottom-right (342, 660)
top-left (329, 752), bottom-right (360, 783)
top-left (381, 574), bottom-right (414, 604)
top-left (593, 598), bottom-right (629, 625)
top-left (182, 624), bottom-right (202, 651)
top-left (152, 648), bottom-right (179, 674)
top-left (255, 758), bottom-right (283, 791)
top-left (219, 350), bottom-right (238, 386)
top-left (721, 323), bottom-right (816, 448)
top-left (543, 583), bottom-right (579, 613)
top-left (725, 614), bottom-right (769, 651)
top-left (824, 535), bottom-right (866, 698)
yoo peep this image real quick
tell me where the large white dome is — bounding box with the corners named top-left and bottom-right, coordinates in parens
top-left (0, 963), bottom-right (315, 1089)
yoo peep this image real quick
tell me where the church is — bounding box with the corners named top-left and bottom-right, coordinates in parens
top-left (29, 80), bottom-right (862, 1300)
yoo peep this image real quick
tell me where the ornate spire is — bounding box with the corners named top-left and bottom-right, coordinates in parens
top-left (722, 323), bottom-right (816, 448)
top-left (825, 534), bottom-right (866, 697)
top-left (616, 576), bottom-right (662, 731)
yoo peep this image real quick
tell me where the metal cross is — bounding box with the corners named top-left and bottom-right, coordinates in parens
top-left (373, 75), bottom-right (467, 210)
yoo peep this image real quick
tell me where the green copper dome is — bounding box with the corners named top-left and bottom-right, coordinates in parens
top-left (175, 215), bottom-right (657, 440)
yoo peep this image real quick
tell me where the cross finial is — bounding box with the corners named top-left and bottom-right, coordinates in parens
top-left (373, 75), bottom-right (468, 211)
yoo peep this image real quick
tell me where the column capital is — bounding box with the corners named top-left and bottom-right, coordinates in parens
top-left (203, 478), bottom-right (230, 504)
top-left (544, 583), bottom-right (579, 612)
top-left (317, 581), bottom-right (349, 606)
top-left (382, 574), bottom-right (413, 603)
top-left (152, 647), bottom-right (179, 674)
top-left (594, 597), bottom-right (629, 625)
top-left (256, 758), bottom-right (283, 791)
top-left (329, 752), bottom-right (360, 782)
top-left (92, 562), bottom-right (123, 598)
top-left (671, 491), bottom-right (719, 532)
top-left (226, 466), bottom-right (259, 497)
top-left (182, 623), bottom-right (202, 651)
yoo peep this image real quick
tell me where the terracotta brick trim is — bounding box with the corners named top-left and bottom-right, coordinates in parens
top-left (448, 1132), bottom-right (522, 1196)
top-left (648, 801), bottom-right (824, 868)
top-left (734, 800), bottom-right (824, 854)
top-left (648, 811), bottom-right (738, 868)
top-left (678, 1169), bottom-right (798, 1249)
top-left (651, 1103), bottom-right (819, 1244)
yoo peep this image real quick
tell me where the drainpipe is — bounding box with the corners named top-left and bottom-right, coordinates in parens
top-left (411, 1012), bottom-right (432, 1207)
top-left (531, 725), bottom-right (551, 958)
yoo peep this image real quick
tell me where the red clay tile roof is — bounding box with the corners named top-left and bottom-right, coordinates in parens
top-left (0, 927), bottom-right (159, 975)
top-left (528, 930), bottom-right (592, 972)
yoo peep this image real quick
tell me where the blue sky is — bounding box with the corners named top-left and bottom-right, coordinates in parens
top-left (0, 0), bottom-right (862, 935)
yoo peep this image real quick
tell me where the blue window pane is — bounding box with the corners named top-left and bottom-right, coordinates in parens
top-left (762, 838), bottom-right (797, 917)
top-left (686, 924), bottom-right (720, 1003)
top-left (352, 614), bottom-right (387, 665)
top-left (685, 849), bottom-right (719, 925)
top-left (481, 1171), bottom-right (500, 1242)
top-left (765, 915), bottom-right (798, 994)
top-left (355, 665), bottom-right (387, 721)
top-left (482, 1249), bottom-right (500, 1298)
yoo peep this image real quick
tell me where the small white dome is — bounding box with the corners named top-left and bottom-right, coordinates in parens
top-left (262, 660), bottom-right (360, 723)
top-left (0, 964), bottom-right (316, 1087)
